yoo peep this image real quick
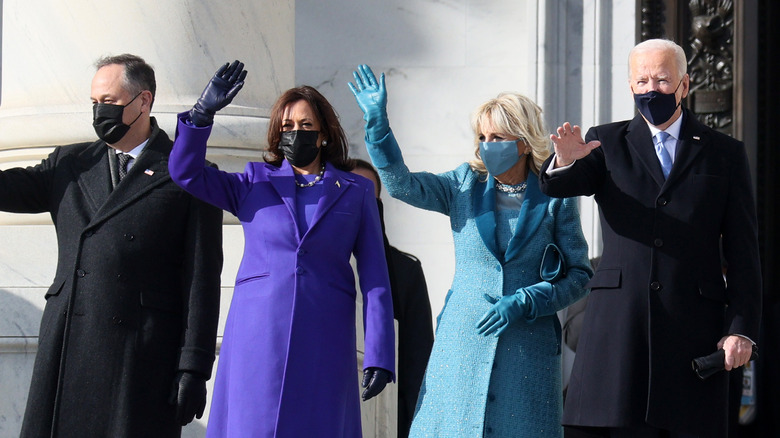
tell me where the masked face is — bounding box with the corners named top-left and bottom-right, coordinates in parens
top-left (93, 91), bottom-right (143, 144)
top-left (279, 130), bottom-right (321, 167)
top-left (479, 140), bottom-right (522, 176)
top-left (632, 78), bottom-right (683, 126)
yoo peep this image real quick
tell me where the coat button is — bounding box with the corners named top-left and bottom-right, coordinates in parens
top-left (495, 265), bottom-right (501, 272)
top-left (84, 230), bottom-right (94, 237)
top-left (488, 393), bottom-right (496, 401)
top-left (296, 266), bottom-right (304, 275)
top-left (650, 281), bottom-right (662, 291)
top-left (298, 249), bottom-right (306, 256)
top-left (654, 238), bottom-right (663, 247)
top-left (657, 197), bottom-right (668, 206)
top-left (485, 426), bottom-right (493, 434)
top-left (112, 316), bottom-right (123, 325)
top-left (124, 233), bottom-right (135, 241)
top-left (76, 269), bottom-right (86, 277)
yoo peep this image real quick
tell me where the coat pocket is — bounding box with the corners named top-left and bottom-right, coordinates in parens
top-left (45, 277), bottom-right (66, 299)
top-left (697, 278), bottom-right (727, 302)
top-left (586, 267), bottom-right (622, 290)
top-left (235, 273), bottom-right (271, 286)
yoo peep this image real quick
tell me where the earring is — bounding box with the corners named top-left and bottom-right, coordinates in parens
top-left (322, 140), bottom-right (328, 147)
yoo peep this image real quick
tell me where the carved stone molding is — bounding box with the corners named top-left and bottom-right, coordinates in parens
top-left (686, 0), bottom-right (735, 134)
top-left (640, 0), bottom-right (667, 40)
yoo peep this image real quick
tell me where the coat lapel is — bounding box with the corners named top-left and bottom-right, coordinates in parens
top-left (88, 121), bottom-right (172, 227)
top-left (267, 160), bottom-right (299, 235)
top-left (625, 115), bottom-right (667, 188)
top-left (665, 109), bottom-right (706, 185)
top-left (473, 175), bottom-right (501, 261)
top-left (74, 143), bottom-right (113, 216)
top-left (504, 173), bottom-right (550, 261)
top-left (307, 163), bottom-right (350, 235)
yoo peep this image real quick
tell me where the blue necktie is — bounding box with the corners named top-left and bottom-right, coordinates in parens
top-left (654, 132), bottom-right (673, 179)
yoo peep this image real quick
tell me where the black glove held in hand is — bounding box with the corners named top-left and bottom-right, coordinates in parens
top-left (190, 60), bottom-right (248, 127)
top-left (168, 371), bottom-right (207, 425)
top-left (361, 367), bottom-right (392, 401)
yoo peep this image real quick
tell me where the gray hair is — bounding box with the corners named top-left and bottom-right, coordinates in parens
top-left (628, 39), bottom-right (687, 79)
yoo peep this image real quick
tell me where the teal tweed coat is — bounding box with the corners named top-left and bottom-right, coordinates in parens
top-left (366, 131), bottom-right (592, 438)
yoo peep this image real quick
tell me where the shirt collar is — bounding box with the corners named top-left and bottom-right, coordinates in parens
top-left (647, 112), bottom-right (684, 140)
top-left (115, 139), bottom-right (149, 159)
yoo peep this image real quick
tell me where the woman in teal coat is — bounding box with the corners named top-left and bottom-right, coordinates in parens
top-left (349, 65), bottom-right (593, 437)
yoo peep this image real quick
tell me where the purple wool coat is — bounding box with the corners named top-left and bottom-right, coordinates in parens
top-left (169, 117), bottom-right (395, 437)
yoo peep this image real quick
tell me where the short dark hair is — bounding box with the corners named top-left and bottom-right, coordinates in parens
top-left (352, 158), bottom-right (382, 194)
top-left (265, 86), bottom-right (353, 171)
top-left (95, 54), bottom-right (156, 109)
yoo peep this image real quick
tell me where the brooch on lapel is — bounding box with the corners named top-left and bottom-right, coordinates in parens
top-left (144, 169), bottom-right (155, 176)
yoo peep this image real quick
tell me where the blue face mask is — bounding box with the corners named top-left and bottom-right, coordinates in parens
top-left (479, 140), bottom-right (521, 176)
top-left (633, 79), bottom-right (683, 126)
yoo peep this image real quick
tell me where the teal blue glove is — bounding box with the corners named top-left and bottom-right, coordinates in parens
top-left (476, 292), bottom-right (531, 337)
top-left (348, 64), bottom-right (390, 142)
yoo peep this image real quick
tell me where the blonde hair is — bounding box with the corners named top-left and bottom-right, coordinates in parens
top-left (468, 92), bottom-right (551, 176)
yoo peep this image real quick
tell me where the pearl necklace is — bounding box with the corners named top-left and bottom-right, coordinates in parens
top-left (295, 163), bottom-right (325, 188)
top-left (495, 180), bottom-right (527, 193)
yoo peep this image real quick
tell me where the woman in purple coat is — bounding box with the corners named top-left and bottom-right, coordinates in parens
top-left (168, 61), bottom-right (395, 437)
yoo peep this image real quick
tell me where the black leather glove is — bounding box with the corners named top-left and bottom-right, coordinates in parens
top-left (361, 367), bottom-right (392, 401)
top-left (190, 60), bottom-right (248, 127)
top-left (168, 371), bottom-right (207, 425)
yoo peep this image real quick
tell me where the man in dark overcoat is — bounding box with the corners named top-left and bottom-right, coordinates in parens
top-left (0, 54), bottom-right (223, 437)
top-left (540, 39), bottom-right (761, 437)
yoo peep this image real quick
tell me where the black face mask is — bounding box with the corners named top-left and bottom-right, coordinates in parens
top-left (279, 130), bottom-right (321, 167)
top-left (632, 79), bottom-right (683, 126)
top-left (93, 92), bottom-right (143, 144)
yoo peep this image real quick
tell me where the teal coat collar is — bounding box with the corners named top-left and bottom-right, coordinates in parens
top-left (473, 171), bottom-right (550, 263)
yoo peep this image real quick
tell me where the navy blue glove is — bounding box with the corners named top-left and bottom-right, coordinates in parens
top-left (190, 60), bottom-right (247, 127)
top-left (361, 367), bottom-right (392, 401)
top-left (168, 371), bottom-right (207, 425)
top-left (348, 64), bottom-right (390, 142)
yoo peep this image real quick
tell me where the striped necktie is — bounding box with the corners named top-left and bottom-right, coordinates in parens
top-left (118, 153), bottom-right (131, 181)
